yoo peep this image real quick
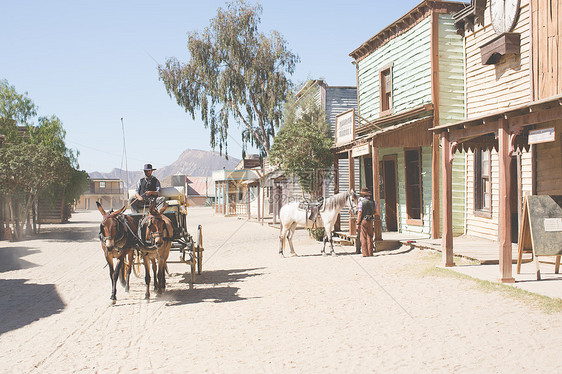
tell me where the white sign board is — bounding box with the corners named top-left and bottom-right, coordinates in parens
top-left (352, 144), bottom-right (371, 157)
top-left (335, 109), bottom-right (355, 146)
top-left (528, 127), bottom-right (555, 144)
top-left (544, 218), bottom-right (562, 232)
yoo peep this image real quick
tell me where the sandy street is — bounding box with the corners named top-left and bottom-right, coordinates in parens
top-left (0, 207), bottom-right (561, 373)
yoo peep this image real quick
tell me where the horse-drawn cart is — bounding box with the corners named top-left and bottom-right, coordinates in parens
top-left (127, 186), bottom-right (203, 288)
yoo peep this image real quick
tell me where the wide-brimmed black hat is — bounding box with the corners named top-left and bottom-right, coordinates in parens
top-left (143, 163), bottom-right (156, 171)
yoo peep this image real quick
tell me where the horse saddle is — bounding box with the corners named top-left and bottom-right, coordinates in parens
top-left (298, 197), bottom-right (324, 223)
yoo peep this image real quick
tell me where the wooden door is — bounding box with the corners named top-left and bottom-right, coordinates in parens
top-left (383, 156), bottom-right (398, 231)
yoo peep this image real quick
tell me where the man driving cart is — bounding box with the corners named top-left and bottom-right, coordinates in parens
top-left (130, 163), bottom-right (166, 212)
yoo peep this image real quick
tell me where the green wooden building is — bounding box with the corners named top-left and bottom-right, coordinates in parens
top-left (333, 0), bottom-right (466, 239)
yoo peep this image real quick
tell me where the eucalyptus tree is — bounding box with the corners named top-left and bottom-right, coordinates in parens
top-left (158, 0), bottom-right (299, 157)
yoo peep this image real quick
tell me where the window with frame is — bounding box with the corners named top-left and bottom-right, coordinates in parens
top-left (474, 149), bottom-right (492, 215)
top-left (404, 148), bottom-right (422, 223)
top-left (380, 66), bottom-right (392, 114)
top-left (99, 181), bottom-right (106, 189)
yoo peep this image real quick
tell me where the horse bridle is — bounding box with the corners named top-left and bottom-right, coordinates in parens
top-left (347, 192), bottom-right (358, 212)
top-left (141, 215), bottom-right (171, 247)
top-left (99, 214), bottom-right (125, 243)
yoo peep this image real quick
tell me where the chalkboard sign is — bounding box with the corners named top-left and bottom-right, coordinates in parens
top-left (517, 195), bottom-right (562, 280)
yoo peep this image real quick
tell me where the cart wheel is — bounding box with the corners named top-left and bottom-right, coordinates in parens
top-left (132, 250), bottom-right (143, 278)
top-left (196, 225), bottom-right (203, 275)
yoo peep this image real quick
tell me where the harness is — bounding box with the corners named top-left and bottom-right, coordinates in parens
top-left (137, 215), bottom-right (172, 259)
top-left (99, 214), bottom-right (132, 257)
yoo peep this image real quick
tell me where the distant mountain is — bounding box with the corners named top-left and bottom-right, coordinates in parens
top-left (89, 149), bottom-right (239, 189)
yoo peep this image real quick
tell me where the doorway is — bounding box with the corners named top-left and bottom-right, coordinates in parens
top-left (364, 156), bottom-right (373, 195)
top-left (383, 155), bottom-right (398, 231)
top-left (510, 154), bottom-right (521, 243)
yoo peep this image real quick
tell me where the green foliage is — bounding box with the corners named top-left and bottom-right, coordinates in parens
top-left (0, 79), bottom-right (38, 143)
top-left (270, 89), bottom-right (333, 196)
top-left (0, 143), bottom-right (72, 197)
top-left (64, 169), bottom-right (90, 204)
top-left (0, 79), bottom-right (87, 236)
top-left (158, 0), bottom-right (299, 157)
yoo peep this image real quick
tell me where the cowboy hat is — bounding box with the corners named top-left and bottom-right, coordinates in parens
top-left (360, 187), bottom-right (372, 196)
top-left (143, 163), bottom-right (156, 171)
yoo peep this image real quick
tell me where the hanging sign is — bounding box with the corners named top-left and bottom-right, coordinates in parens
top-left (352, 144), bottom-right (371, 157)
top-left (335, 109), bottom-right (355, 146)
top-left (528, 127), bottom-right (555, 144)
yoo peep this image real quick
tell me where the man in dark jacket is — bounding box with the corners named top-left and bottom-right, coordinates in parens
top-left (357, 187), bottom-right (376, 257)
top-left (130, 163), bottom-right (166, 212)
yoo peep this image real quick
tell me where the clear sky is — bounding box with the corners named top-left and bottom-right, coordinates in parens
top-left (1, 0), bottom-right (432, 173)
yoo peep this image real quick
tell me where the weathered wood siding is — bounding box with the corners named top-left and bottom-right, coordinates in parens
top-left (337, 157), bottom-right (360, 231)
top-left (438, 14), bottom-right (465, 125)
top-left (465, 150), bottom-right (500, 241)
top-left (357, 17), bottom-right (432, 121)
top-left (439, 13), bottom-right (466, 235)
top-left (531, 0), bottom-right (562, 99)
top-left (464, 0), bottom-right (532, 117)
top-left (465, 148), bottom-right (533, 241)
top-left (536, 120), bottom-right (562, 194)
top-left (326, 87), bottom-right (358, 137)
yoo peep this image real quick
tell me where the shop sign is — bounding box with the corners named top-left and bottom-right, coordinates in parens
top-left (528, 127), bottom-right (555, 144)
top-left (335, 109), bottom-right (355, 146)
top-left (352, 144), bottom-right (371, 157)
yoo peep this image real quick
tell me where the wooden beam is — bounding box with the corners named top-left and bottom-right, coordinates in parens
top-left (441, 133), bottom-right (454, 267)
top-left (430, 8), bottom-right (440, 240)
top-left (508, 106), bottom-right (562, 131)
top-left (334, 155), bottom-right (340, 231)
top-left (449, 122), bottom-right (498, 143)
top-left (372, 141), bottom-right (382, 241)
top-left (348, 150), bottom-right (356, 236)
top-left (498, 118), bottom-right (515, 283)
top-left (432, 133), bottom-right (441, 238)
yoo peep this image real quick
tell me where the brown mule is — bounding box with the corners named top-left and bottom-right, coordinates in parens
top-left (137, 202), bottom-right (172, 299)
top-left (97, 202), bottom-right (138, 304)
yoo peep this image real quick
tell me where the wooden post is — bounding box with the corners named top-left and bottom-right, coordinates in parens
top-left (432, 133), bottom-right (441, 239)
top-left (349, 150), bottom-right (356, 236)
top-left (372, 141), bottom-right (382, 240)
top-left (441, 132), bottom-right (454, 267)
top-left (334, 154), bottom-right (340, 231)
top-left (498, 118), bottom-right (515, 283)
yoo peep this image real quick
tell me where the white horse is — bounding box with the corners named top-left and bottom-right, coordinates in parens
top-left (279, 190), bottom-right (358, 257)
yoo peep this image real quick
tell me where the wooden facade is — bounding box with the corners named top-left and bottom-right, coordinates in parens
top-left (76, 179), bottom-right (126, 210)
top-left (435, 0), bottom-right (562, 282)
top-left (271, 80), bottom-right (357, 228)
top-left (335, 1), bottom-right (466, 239)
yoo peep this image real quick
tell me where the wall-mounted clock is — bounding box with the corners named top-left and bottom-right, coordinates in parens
top-left (490, 0), bottom-right (521, 35)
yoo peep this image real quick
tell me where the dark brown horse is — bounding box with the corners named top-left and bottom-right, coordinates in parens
top-left (137, 203), bottom-right (172, 299)
top-left (97, 202), bottom-right (138, 304)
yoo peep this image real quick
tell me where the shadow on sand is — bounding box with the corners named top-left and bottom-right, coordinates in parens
top-left (30, 226), bottom-right (99, 243)
top-left (0, 246), bottom-right (40, 273)
top-left (163, 268), bottom-right (265, 306)
top-left (0, 279), bottom-right (65, 335)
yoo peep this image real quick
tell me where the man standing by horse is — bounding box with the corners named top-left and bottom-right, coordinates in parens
top-left (357, 187), bottom-right (376, 257)
top-left (130, 163), bottom-right (166, 213)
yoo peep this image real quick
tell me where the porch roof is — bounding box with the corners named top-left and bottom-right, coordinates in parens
top-left (431, 93), bottom-right (562, 135)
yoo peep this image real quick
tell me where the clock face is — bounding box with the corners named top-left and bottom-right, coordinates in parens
top-left (490, 0), bottom-right (521, 35)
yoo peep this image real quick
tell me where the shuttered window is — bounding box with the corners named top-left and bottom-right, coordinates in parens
top-left (474, 149), bottom-right (492, 216)
top-left (380, 66), bottom-right (393, 114)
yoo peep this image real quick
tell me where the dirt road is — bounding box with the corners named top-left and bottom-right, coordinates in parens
top-left (1, 208), bottom-right (561, 373)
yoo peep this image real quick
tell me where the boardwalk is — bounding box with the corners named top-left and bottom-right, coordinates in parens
top-left (0, 208), bottom-right (561, 373)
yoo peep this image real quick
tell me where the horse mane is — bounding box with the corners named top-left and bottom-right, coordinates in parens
top-left (322, 190), bottom-right (349, 212)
